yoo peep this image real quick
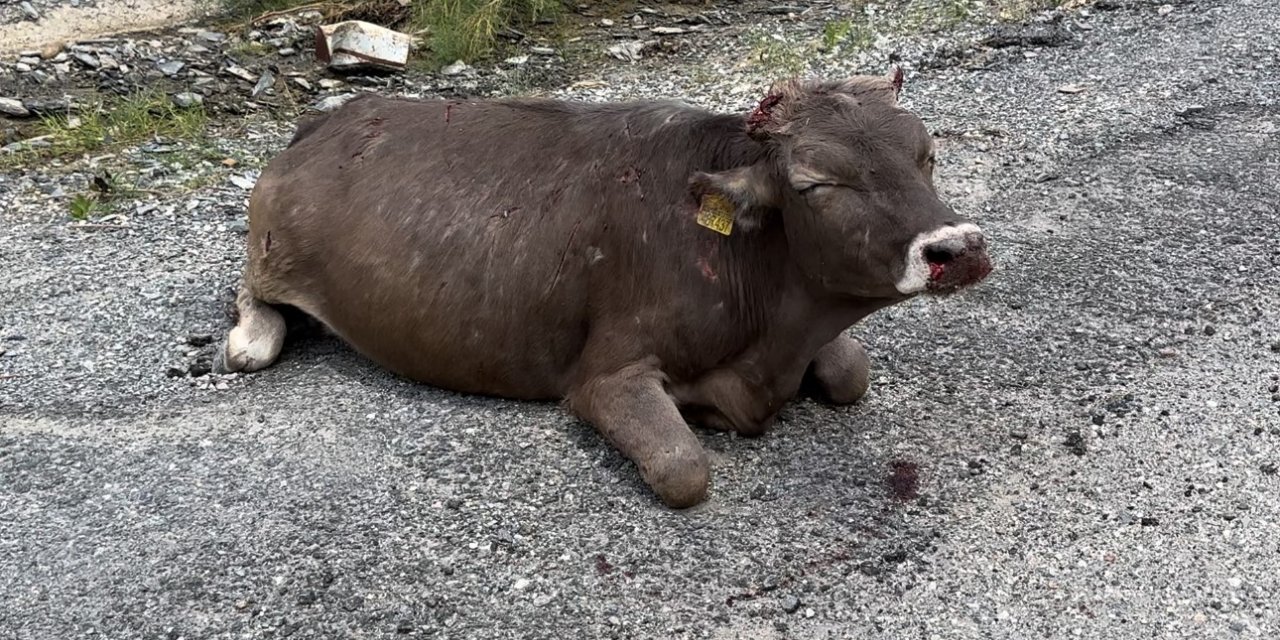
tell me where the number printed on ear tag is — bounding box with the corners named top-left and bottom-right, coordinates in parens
top-left (696, 193), bottom-right (735, 236)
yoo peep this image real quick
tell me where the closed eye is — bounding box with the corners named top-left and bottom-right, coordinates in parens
top-left (796, 182), bottom-right (841, 194)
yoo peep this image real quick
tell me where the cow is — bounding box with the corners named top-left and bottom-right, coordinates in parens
top-left (214, 66), bottom-right (993, 508)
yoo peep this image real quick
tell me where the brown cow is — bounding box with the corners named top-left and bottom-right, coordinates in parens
top-left (215, 67), bottom-right (992, 508)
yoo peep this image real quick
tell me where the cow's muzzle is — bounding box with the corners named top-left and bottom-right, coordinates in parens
top-left (923, 228), bottom-right (992, 293)
top-left (895, 223), bottom-right (993, 295)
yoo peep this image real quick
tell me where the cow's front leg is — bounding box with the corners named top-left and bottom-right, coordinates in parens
top-left (807, 333), bottom-right (870, 405)
top-left (566, 362), bottom-right (710, 508)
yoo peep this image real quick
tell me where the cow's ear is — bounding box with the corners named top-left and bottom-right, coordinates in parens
top-left (745, 80), bottom-right (803, 140)
top-left (689, 163), bottom-right (780, 233)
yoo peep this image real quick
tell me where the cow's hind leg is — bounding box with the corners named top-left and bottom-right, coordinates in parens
top-left (214, 287), bottom-right (286, 374)
top-left (567, 361), bottom-right (710, 509)
top-left (807, 333), bottom-right (870, 405)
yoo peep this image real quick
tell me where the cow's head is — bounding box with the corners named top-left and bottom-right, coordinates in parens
top-left (692, 67), bottom-right (992, 299)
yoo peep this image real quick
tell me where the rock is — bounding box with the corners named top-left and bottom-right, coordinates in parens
top-left (165, 366), bottom-right (186, 378)
top-left (172, 92), bottom-right (203, 108)
top-left (22, 97), bottom-right (70, 115)
top-left (157, 60), bottom-right (185, 77)
top-left (1140, 516), bottom-right (1159, 526)
top-left (15, 63), bottom-right (32, 73)
top-left (504, 55), bottom-right (529, 66)
top-left (188, 359), bottom-right (212, 377)
top-left (651, 26), bottom-right (686, 35)
top-left (0, 98), bottom-right (30, 118)
top-left (530, 46), bottom-right (556, 55)
top-left (278, 47), bottom-right (296, 56)
top-left (780, 594), bottom-right (801, 614)
top-left (292, 77), bottom-right (312, 91)
top-left (252, 68), bottom-right (276, 98)
top-left (187, 334), bottom-right (214, 347)
top-left (1057, 84), bottom-right (1087, 94)
top-left (313, 93), bottom-right (357, 112)
top-left (1157, 4), bottom-right (1175, 15)
top-left (1065, 429), bottom-right (1087, 455)
top-left (229, 173), bottom-right (257, 190)
top-left (513, 578), bottom-right (530, 590)
top-left (39, 41), bottom-right (64, 60)
top-left (1203, 324), bottom-right (1216, 336)
top-left (198, 31), bottom-right (227, 43)
top-left (223, 64), bottom-right (257, 83)
top-left (20, 1), bottom-right (39, 20)
top-left (608, 40), bottom-right (652, 63)
top-left (72, 52), bottom-right (99, 69)
top-left (441, 60), bottom-right (469, 76)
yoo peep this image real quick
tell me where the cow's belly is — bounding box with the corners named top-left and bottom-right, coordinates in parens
top-left (252, 213), bottom-right (591, 401)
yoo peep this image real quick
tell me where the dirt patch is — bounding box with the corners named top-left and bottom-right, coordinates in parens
top-left (0, 0), bottom-right (207, 55)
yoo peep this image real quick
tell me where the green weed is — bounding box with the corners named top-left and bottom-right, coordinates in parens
top-left (416, 0), bottom-right (562, 65)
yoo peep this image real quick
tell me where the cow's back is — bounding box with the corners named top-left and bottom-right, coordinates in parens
top-left (243, 94), bottom-right (730, 398)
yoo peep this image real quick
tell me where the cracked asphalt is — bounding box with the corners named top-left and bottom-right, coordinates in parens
top-left (2, 0), bottom-right (1279, 638)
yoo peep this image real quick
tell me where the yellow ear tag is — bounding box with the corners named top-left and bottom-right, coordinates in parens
top-left (696, 193), bottom-right (735, 236)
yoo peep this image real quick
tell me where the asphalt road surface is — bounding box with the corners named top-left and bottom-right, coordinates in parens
top-left (2, 0), bottom-right (1278, 638)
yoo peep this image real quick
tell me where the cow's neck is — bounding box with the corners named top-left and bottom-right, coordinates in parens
top-left (711, 226), bottom-right (887, 369)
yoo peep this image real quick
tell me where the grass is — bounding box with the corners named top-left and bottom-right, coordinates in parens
top-left (39, 91), bottom-right (206, 159)
top-left (416, 0), bottom-right (562, 64)
top-left (1, 91), bottom-right (207, 171)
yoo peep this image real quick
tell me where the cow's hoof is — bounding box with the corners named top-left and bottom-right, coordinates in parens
top-left (812, 337), bottom-right (870, 405)
top-left (640, 446), bottom-right (710, 509)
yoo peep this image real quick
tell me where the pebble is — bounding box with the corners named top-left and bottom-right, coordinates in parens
top-left (278, 47), bottom-right (296, 56)
top-left (39, 41), bottom-right (63, 60)
top-left (504, 55), bottom-right (529, 66)
top-left (197, 31), bottom-right (227, 43)
top-left (252, 68), bottom-right (276, 98)
top-left (513, 578), bottom-right (530, 590)
top-left (72, 52), bottom-right (99, 69)
top-left (0, 98), bottom-right (30, 118)
top-left (781, 594), bottom-right (801, 614)
top-left (172, 92), bottom-right (203, 108)
top-left (313, 93), bottom-right (357, 112)
top-left (158, 60), bottom-right (186, 77)
top-left (15, 63), bottom-right (32, 73)
top-left (441, 60), bottom-right (469, 76)
top-left (20, 1), bottom-right (39, 20)
top-left (530, 46), bottom-right (556, 55)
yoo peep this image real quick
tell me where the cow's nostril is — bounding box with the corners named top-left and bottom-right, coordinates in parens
top-left (923, 244), bottom-right (960, 265)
